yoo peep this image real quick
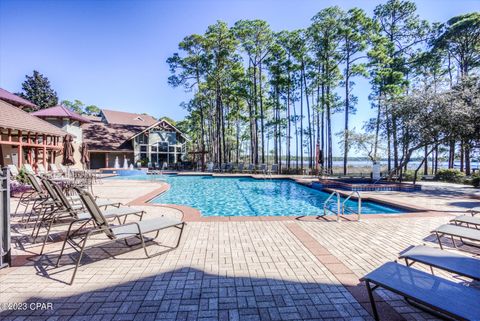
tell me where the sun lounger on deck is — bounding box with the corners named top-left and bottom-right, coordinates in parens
top-left (399, 245), bottom-right (480, 281)
top-left (451, 215), bottom-right (480, 229)
top-left (468, 207), bottom-right (480, 216)
top-left (432, 224), bottom-right (480, 249)
top-left (56, 187), bottom-right (185, 284)
top-left (360, 261), bottom-right (480, 321)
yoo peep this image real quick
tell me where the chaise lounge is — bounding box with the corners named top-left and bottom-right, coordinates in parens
top-left (56, 187), bottom-right (185, 284)
top-left (399, 245), bottom-right (480, 281)
top-left (432, 224), bottom-right (480, 249)
top-left (360, 261), bottom-right (480, 321)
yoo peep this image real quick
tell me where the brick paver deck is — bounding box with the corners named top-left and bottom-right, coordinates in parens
top-left (1, 176), bottom-right (479, 321)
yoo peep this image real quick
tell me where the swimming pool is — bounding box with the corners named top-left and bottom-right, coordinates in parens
top-left (111, 175), bottom-right (406, 217)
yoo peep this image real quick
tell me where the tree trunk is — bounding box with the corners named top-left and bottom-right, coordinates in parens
top-left (448, 140), bottom-right (455, 168)
top-left (460, 140), bottom-right (464, 172)
top-left (423, 145), bottom-right (428, 175)
top-left (343, 58), bottom-right (350, 175)
top-left (259, 61), bottom-right (265, 164)
top-left (287, 70), bottom-right (291, 170)
top-left (303, 62), bottom-right (312, 171)
top-left (300, 68), bottom-right (304, 172)
top-left (413, 146), bottom-right (435, 185)
top-left (253, 63), bottom-right (259, 165)
top-left (465, 142), bottom-right (471, 176)
top-left (373, 94), bottom-right (381, 161)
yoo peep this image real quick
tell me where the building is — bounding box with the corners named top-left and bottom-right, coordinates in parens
top-left (82, 109), bottom-right (189, 169)
top-left (31, 105), bottom-right (91, 167)
top-left (0, 89), bottom-right (67, 169)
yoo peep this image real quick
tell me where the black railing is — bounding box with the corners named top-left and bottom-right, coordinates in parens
top-left (0, 167), bottom-right (11, 268)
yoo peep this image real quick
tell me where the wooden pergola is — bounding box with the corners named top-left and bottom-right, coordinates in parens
top-left (0, 128), bottom-right (63, 168)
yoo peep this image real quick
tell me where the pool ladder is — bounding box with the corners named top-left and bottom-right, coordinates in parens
top-left (323, 191), bottom-right (362, 221)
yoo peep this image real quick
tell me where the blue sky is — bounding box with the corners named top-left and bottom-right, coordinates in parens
top-left (1, 0), bottom-right (479, 156)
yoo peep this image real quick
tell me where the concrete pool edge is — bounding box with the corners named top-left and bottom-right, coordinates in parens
top-left (127, 183), bottom-right (454, 222)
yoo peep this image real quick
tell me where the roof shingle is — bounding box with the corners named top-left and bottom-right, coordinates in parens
top-left (0, 100), bottom-right (68, 136)
top-left (101, 109), bottom-right (157, 126)
top-left (0, 88), bottom-right (38, 110)
top-left (82, 119), bottom-right (146, 151)
top-left (31, 105), bottom-right (91, 123)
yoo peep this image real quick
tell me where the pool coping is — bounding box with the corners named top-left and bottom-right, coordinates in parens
top-left (126, 178), bottom-right (454, 222)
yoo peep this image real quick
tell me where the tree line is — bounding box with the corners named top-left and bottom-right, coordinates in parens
top-left (168, 0), bottom-right (480, 176)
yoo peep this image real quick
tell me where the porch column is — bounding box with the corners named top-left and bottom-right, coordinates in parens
top-left (17, 130), bottom-right (22, 168)
top-left (52, 136), bottom-right (57, 162)
top-left (105, 153), bottom-right (109, 168)
top-left (42, 135), bottom-right (47, 168)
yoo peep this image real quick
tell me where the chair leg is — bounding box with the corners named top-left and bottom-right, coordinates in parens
top-left (365, 281), bottom-right (380, 321)
top-left (69, 231), bottom-right (91, 285)
top-left (174, 223), bottom-right (185, 249)
top-left (435, 232), bottom-right (443, 250)
top-left (40, 218), bottom-right (56, 255)
top-left (56, 221), bottom-right (78, 267)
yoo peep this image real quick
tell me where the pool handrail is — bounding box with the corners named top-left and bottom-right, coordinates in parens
top-left (323, 191), bottom-right (341, 221)
top-left (342, 191), bottom-right (362, 221)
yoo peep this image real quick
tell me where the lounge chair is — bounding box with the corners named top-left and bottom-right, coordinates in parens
top-left (14, 172), bottom-right (45, 217)
top-left (236, 163), bottom-right (244, 173)
top-left (38, 179), bottom-right (143, 254)
top-left (224, 163), bottom-right (233, 173)
top-left (468, 207), bottom-right (480, 216)
top-left (23, 164), bottom-right (35, 175)
top-left (432, 224), bottom-right (480, 249)
top-left (244, 164), bottom-right (255, 174)
top-left (37, 163), bottom-right (49, 176)
top-left (259, 164), bottom-right (267, 174)
top-left (17, 173), bottom-right (55, 224)
top-left (206, 162), bottom-right (214, 172)
top-left (268, 164), bottom-right (278, 175)
top-left (450, 215), bottom-right (480, 229)
top-left (59, 164), bottom-right (69, 177)
top-left (398, 245), bottom-right (480, 281)
top-left (360, 262), bottom-right (480, 321)
top-left (56, 187), bottom-right (185, 284)
top-left (7, 164), bottom-right (19, 179)
top-left (50, 164), bottom-right (63, 177)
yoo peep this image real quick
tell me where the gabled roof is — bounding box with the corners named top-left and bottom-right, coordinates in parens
top-left (129, 119), bottom-right (190, 141)
top-left (31, 105), bottom-right (91, 123)
top-left (0, 100), bottom-right (68, 137)
top-left (101, 109), bottom-right (157, 126)
top-left (0, 87), bottom-right (38, 110)
top-left (82, 120), bottom-right (144, 151)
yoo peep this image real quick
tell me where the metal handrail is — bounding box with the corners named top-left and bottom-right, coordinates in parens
top-left (323, 191), bottom-right (341, 221)
top-left (342, 191), bottom-right (362, 221)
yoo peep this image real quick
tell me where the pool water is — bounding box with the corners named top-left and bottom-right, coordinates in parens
top-left (111, 175), bottom-right (405, 217)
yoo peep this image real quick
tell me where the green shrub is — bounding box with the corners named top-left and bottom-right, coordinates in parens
top-left (401, 170), bottom-right (416, 181)
top-left (472, 172), bottom-right (480, 188)
top-left (434, 169), bottom-right (466, 183)
top-left (15, 168), bottom-right (29, 184)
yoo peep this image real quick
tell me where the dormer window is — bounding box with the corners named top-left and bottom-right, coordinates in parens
top-left (135, 116), bottom-right (144, 122)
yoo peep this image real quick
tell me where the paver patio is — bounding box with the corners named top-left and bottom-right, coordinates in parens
top-left (1, 176), bottom-right (479, 321)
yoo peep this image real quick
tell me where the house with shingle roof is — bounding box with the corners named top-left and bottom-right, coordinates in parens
top-left (32, 105), bottom-right (91, 166)
top-left (0, 88), bottom-right (67, 170)
top-left (82, 109), bottom-right (188, 169)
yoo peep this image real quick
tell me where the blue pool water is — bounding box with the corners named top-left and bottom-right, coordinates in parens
top-left (110, 175), bottom-right (405, 217)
